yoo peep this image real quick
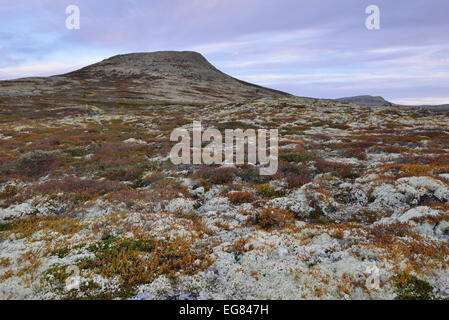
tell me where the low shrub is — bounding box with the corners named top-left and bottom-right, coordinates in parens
top-left (238, 165), bottom-right (270, 184)
top-left (79, 236), bottom-right (213, 295)
top-left (64, 148), bottom-right (87, 157)
top-left (227, 191), bottom-right (255, 205)
top-left (255, 184), bottom-right (285, 198)
top-left (286, 173), bottom-right (311, 189)
top-left (0, 185), bottom-right (19, 200)
top-left (393, 272), bottom-right (434, 300)
top-left (368, 222), bottom-right (412, 246)
top-left (15, 150), bottom-right (62, 177)
top-left (279, 152), bottom-right (315, 163)
top-left (314, 158), bottom-right (358, 179)
top-left (0, 222), bottom-right (14, 232)
top-left (27, 176), bottom-right (128, 200)
top-left (277, 161), bottom-right (304, 175)
top-left (89, 143), bottom-right (150, 181)
top-left (341, 147), bottom-right (367, 160)
top-left (104, 166), bottom-right (144, 181)
top-left (196, 166), bottom-right (238, 184)
top-left (249, 208), bottom-right (294, 231)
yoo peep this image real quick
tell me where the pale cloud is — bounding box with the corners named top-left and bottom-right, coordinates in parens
top-left (367, 46), bottom-right (422, 54)
top-left (390, 97), bottom-right (449, 106)
top-left (242, 72), bottom-right (449, 86)
top-left (190, 28), bottom-right (330, 54)
top-left (0, 56), bottom-right (106, 79)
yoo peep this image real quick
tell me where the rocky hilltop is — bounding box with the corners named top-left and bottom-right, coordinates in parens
top-left (0, 51), bottom-right (290, 106)
top-left (337, 95), bottom-right (393, 107)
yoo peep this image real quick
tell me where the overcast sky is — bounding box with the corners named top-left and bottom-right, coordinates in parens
top-left (1, 0), bottom-right (448, 105)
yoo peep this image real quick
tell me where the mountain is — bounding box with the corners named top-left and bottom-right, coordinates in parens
top-left (336, 95), bottom-right (393, 107)
top-left (337, 95), bottom-right (449, 112)
top-left (406, 104), bottom-right (449, 112)
top-left (0, 51), bottom-right (290, 106)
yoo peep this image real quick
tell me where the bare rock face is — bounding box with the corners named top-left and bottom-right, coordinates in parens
top-left (0, 51), bottom-right (290, 106)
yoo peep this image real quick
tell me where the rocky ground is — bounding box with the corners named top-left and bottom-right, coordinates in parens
top-left (0, 96), bottom-right (448, 300)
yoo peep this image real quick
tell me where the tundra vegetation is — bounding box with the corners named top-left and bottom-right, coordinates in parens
top-left (0, 96), bottom-right (448, 300)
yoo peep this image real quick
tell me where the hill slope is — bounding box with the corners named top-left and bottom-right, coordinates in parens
top-left (0, 51), bottom-right (290, 106)
top-left (337, 95), bottom-right (392, 107)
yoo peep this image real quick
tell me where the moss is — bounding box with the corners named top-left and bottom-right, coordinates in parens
top-left (51, 248), bottom-right (70, 259)
top-left (309, 205), bottom-right (324, 220)
top-left (393, 272), bottom-right (434, 300)
top-left (42, 264), bottom-right (73, 293)
top-left (193, 200), bottom-right (202, 210)
top-left (42, 263), bottom-right (109, 299)
top-left (395, 230), bottom-right (406, 237)
top-left (0, 222), bottom-right (14, 232)
top-left (87, 236), bottom-right (121, 253)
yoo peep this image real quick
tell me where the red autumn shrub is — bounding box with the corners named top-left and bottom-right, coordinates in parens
top-left (196, 166), bottom-right (238, 184)
top-left (341, 147), bottom-right (367, 160)
top-left (249, 208), bottom-right (294, 231)
top-left (28, 176), bottom-right (128, 198)
top-left (286, 173), bottom-right (311, 189)
top-left (15, 150), bottom-right (62, 177)
top-left (314, 158), bottom-right (358, 179)
top-left (227, 191), bottom-right (255, 205)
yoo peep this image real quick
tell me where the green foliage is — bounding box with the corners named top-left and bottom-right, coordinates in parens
top-left (51, 248), bottom-right (70, 259)
top-left (0, 222), bottom-right (14, 232)
top-left (80, 235), bottom-right (212, 297)
top-left (255, 184), bottom-right (285, 198)
top-left (393, 272), bottom-right (434, 300)
top-left (42, 264), bottom-right (73, 292)
top-left (309, 206), bottom-right (323, 220)
top-left (87, 236), bottom-right (121, 253)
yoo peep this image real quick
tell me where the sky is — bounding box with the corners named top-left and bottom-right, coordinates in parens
top-left (1, 0), bottom-right (449, 105)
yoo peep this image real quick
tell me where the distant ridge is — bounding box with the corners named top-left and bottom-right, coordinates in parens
top-left (337, 95), bottom-right (449, 111)
top-left (336, 95), bottom-right (392, 107)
